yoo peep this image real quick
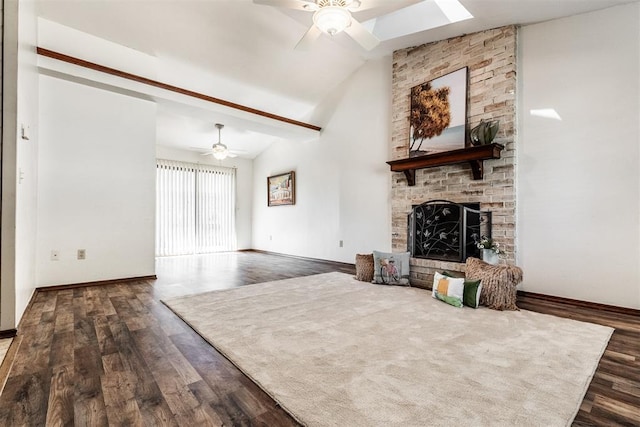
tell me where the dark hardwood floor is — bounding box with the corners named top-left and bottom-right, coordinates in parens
top-left (0, 251), bottom-right (637, 426)
top-left (517, 298), bottom-right (640, 426)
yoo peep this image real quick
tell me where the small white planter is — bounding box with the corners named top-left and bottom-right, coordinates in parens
top-left (482, 249), bottom-right (499, 265)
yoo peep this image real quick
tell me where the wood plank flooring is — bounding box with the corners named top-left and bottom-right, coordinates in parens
top-left (0, 251), bottom-right (637, 426)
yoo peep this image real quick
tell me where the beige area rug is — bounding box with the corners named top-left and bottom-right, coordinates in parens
top-left (163, 272), bottom-right (613, 427)
top-left (0, 339), bottom-right (12, 365)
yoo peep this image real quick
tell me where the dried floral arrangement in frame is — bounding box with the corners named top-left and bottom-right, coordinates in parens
top-left (267, 171), bottom-right (295, 206)
top-left (409, 67), bottom-right (468, 157)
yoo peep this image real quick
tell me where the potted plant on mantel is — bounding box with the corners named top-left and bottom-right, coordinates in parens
top-left (469, 119), bottom-right (500, 146)
top-left (476, 236), bottom-right (503, 265)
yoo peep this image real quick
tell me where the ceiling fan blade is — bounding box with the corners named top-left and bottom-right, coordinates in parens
top-left (227, 153), bottom-right (238, 158)
top-left (295, 25), bottom-right (323, 50)
top-left (344, 19), bottom-right (380, 50)
top-left (348, 0), bottom-right (419, 13)
top-left (253, 0), bottom-right (317, 11)
top-left (200, 152), bottom-right (213, 156)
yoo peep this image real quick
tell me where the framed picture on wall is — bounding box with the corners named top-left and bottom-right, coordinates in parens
top-left (409, 67), bottom-right (468, 157)
top-left (267, 171), bottom-right (295, 206)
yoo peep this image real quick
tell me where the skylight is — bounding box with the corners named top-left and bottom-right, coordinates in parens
top-left (434, 0), bottom-right (474, 22)
top-left (362, 0), bottom-right (473, 42)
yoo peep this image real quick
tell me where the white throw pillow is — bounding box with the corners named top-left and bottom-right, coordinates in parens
top-left (432, 272), bottom-right (465, 308)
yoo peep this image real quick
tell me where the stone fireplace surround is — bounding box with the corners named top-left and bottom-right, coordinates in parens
top-left (391, 26), bottom-right (517, 288)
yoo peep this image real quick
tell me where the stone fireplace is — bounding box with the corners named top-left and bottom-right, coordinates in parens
top-left (391, 26), bottom-right (517, 287)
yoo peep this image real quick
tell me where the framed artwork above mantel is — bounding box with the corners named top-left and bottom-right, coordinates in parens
top-left (267, 171), bottom-right (295, 207)
top-left (410, 67), bottom-right (468, 157)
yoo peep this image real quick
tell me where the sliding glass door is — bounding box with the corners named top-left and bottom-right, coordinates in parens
top-left (156, 159), bottom-right (236, 256)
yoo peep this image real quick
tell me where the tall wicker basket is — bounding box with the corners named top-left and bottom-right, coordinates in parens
top-left (355, 254), bottom-right (374, 282)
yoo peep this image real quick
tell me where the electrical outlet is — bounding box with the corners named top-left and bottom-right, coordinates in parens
top-left (77, 249), bottom-right (86, 260)
top-left (339, 240), bottom-right (343, 247)
top-left (51, 250), bottom-right (60, 261)
top-left (269, 235), bottom-right (273, 241)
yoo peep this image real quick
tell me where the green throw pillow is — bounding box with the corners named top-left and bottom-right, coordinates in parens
top-left (462, 279), bottom-right (482, 309)
top-left (441, 271), bottom-right (482, 309)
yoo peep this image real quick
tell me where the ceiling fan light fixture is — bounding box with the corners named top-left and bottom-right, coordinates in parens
top-left (313, 6), bottom-right (352, 36)
top-left (212, 123), bottom-right (229, 160)
top-left (212, 143), bottom-right (229, 160)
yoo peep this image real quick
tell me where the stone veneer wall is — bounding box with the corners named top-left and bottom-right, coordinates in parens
top-left (391, 26), bottom-right (517, 287)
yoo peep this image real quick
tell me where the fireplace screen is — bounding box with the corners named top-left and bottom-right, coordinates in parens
top-left (407, 200), bottom-right (491, 262)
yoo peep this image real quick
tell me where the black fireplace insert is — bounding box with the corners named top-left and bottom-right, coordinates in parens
top-left (407, 200), bottom-right (491, 262)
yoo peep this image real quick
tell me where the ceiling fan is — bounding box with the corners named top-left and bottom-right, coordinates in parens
top-left (199, 124), bottom-right (238, 160)
top-left (254, 0), bottom-right (393, 51)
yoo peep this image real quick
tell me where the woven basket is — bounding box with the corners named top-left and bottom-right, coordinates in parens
top-left (355, 254), bottom-right (374, 282)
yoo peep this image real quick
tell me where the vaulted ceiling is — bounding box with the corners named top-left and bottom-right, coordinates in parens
top-left (36, 0), bottom-right (635, 157)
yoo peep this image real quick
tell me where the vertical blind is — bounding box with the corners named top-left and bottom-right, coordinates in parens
top-left (156, 159), bottom-right (236, 256)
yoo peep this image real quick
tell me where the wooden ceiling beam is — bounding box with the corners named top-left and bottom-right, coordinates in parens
top-left (36, 47), bottom-right (322, 133)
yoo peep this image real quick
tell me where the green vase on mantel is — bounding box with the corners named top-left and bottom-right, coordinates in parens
top-left (470, 120), bottom-right (499, 146)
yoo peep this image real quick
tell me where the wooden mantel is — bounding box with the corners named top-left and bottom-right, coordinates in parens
top-left (386, 143), bottom-right (505, 186)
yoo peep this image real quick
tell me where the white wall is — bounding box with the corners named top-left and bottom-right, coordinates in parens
top-left (36, 75), bottom-right (157, 287)
top-left (1, 0), bottom-right (20, 330)
top-left (1, 0), bottom-right (39, 329)
top-left (252, 58), bottom-right (392, 263)
top-left (155, 146), bottom-right (253, 250)
top-left (15, 0), bottom-right (40, 323)
top-left (517, 3), bottom-right (640, 309)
